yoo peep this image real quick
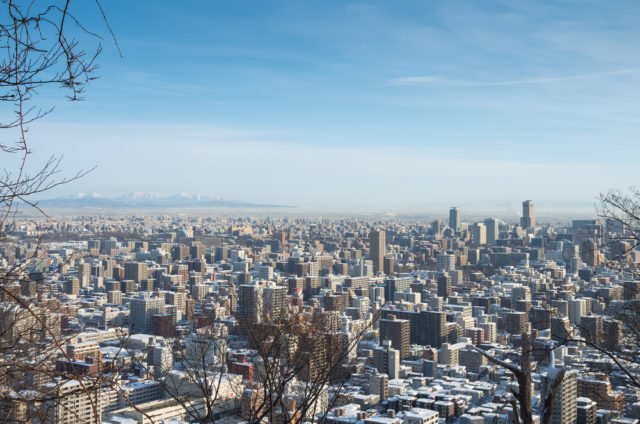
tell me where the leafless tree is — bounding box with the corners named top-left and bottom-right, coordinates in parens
top-left (473, 332), bottom-right (566, 424)
top-left (0, 0), bottom-right (117, 233)
top-left (150, 289), bottom-right (376, 424)
top-left (135, 323), bottom-right (239, 424)
top-left (587, 188), bottom-right (640, 388)
top-left (0, 1), bottom-right (118, 422)
top-left (238, 304), bottom-right (376, 424)
top-left (598, 188), bottom-right (640, 257)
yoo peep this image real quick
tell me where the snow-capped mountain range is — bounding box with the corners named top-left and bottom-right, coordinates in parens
top-left (37, 192), bottom-right (287, 209)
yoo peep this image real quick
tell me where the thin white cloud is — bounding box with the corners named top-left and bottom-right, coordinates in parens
top-left (387, 68), bottom-right (640, 87)
top-left (386, 76), bottom-right (441, 86)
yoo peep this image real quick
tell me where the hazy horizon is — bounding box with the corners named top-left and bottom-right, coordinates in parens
top-left (25, 200), bottom-right (598, 223)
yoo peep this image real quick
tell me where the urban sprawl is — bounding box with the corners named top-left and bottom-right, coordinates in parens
top-left (1, 200), bottom-right (639, 424)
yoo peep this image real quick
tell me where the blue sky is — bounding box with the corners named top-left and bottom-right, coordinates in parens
top-left (8, 0), bottom-right (640, 210)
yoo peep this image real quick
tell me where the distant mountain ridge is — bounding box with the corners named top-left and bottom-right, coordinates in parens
top-left (37, 192), bottom-right (289, 209)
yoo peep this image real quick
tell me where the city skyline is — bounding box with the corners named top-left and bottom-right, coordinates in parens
top-left (1, 1), bottom-right (639, 423)
top-left (29, 192), bottom-right (599, 220)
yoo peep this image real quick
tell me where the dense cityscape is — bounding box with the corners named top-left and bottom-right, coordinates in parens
top-left (1, 1), bottom-right (639, 423)
top-left (1, 200), bottom-right (639, 424)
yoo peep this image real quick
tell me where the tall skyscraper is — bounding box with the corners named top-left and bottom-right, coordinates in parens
top-left (568, 297), bottom-right (587, 325)
top-left (581, 315), bottom-right (603, 345)
top-left (437, 275), bottom-right (452, 299)
top-left (521, 200), bottom-right (536, 229)
top-left (130, 293), bottom-right (165, 334)
top-left (449, 207), bottom-right (461, 232)
top-left (505, 311), bottom-right (527, 335)
top-left (237, 282), bottom-right (263, 325)
top-left (369, 229), bottom-right (385, 274)
top-left (470, 223), bottom-right (487, 245)
top-left (436, 253), bottom-right (456, 272)
top-left (551, 316), bottom-right (571, 342)
top-left (603, 318), bottom-right (623, 347)
top-left (581, 238), bottom-right (601, 267)
top-left (379, 315), bottom-right (410, 359)
top-left (484, 218), bottom-right (499, 244)
top-left (77, 262), bottom-right (91, 287)
top-left (421, 310), bottom-right (446, 348)
top-left (263, 283), bottom-right (286, 321)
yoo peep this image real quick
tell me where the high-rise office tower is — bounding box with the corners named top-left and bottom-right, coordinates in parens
top-left (124, 262), bottom-right (148, 283)
top-left (379, 315), bottom-right (410, 359)
top-left (383, 255), bottom-right (394, 276)
top-left (470, 223), bottom-right (487, 245)
top-left (431, 219), bottom-right (445, 235)
top-left (484, 218), bottom-right (499, 244)
top-left (171, 245), bottom-right (189, 261)
top-left (551, 316), bottom-right (571, 342)
top-left (369, 229), bottom-right (385, 274)
top-left (166, 291), bottom-right (187, 313)
top-left (562, 242), bottom-right (579, 263)
top-left (130, 293), bottom-right (165, 334)
top-left (90, 264), bottom-right (103, 278)
top-left (580, 315), bottom-right (603, 345)
top-left (603, 318), bottom-right (623, 347)
top-left (568, 297), bottom-right (587, 325)
top-left (77, 262), bottom-right (91, 287)
top-left (384, 277), bottom-right (413, 300)
top-left (449, 207), bottom-right (461, 232)
top-left (190, 242), bottom-right (205, 260)
top-left (436, 253), bottom-right (456, 272)
top-left (437, 275), bottom-right (452, 299)
top-left (100, 237), bottom-right (118, 254)
top-left (237, 282), bottom-right (263, 325)
top-left (87, 239), bottom-right (100, 252)
top-left (263, 284), bottom-right (286, 321)
top-left (421, 310), bottom-right (446, 348)
top-left (505, 311), bottom-right (528, 335)
top-left (521, 200), bottom-right (536, 229)
top-left (581, 238), bottom-right (601, 267)
top-left (530, 306), bottom-right (552, 330)
top-left (102, 259), bottom-right (114, 279)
